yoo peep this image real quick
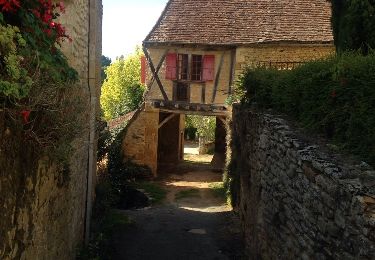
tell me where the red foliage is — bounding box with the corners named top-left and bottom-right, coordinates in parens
top-left (0, 0), bottom-right (71, 43)
top-left (0, 0), bottom-right (20, 12)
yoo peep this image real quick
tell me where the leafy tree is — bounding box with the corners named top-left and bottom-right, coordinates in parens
top-left (101, 55), bottom-right (111, 83)
top-left (186, 115), bottom-right (216, 141)
top-left (100, 47), bottom-right (145, 120)
top-left (330, 0), bottom-right (375, 54)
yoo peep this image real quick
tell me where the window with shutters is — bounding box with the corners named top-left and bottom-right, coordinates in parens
top-left (165, 53), bottom-right (215, 82)
top-left (191, 55), bottom-right (203, 81)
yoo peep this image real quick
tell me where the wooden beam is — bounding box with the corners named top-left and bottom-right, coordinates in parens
top-left (228, 49), bottom-right (236, 95)
top-left (211, 52), bottom-right (225, 103)
top-left (147, 49), bottom-right (169, 89)
top-left (143, 47), bottom-right (169, 101)
top-left (159, 108), bottom-right (228, 117)
top-left (158, 113), bottom-right (178, 129)
top-left (217, 116), bottom-right (227, 125)
top-left (201, 83), bottom-right (206, 104)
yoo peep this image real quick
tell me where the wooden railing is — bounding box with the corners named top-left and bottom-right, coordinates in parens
top-left (255, 61), bottom-right (305, 70)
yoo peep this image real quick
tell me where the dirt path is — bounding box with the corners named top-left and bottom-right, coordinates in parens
top-left (112, 153), bottom-right (244, 260)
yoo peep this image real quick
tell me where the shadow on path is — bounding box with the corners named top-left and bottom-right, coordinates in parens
top-left (112, 156), bottom-right (244, 260)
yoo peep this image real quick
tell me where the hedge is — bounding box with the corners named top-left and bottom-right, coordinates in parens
top-left (330, 0), bottom-right (375, 54)
top-left (239, 52), bottom-right (375, 166)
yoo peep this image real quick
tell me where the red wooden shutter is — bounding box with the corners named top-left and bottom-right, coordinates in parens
top-left (140, 56), bottom-right (146, 84)
top-left (165, 53), bottom-right (177, 80)
top-left (202, 55), bottom-right (215, 81)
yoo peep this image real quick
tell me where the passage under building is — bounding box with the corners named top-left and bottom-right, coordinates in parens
top-left (121, 0), bottom-right (334, 176)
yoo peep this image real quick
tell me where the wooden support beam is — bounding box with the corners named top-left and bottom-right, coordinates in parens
top-left (158, 113), bottom-right (178, 129)
top-left (147, 49), bottom-right (169, 89)
top-left (217, 116), bottom-right (227, 125)
top-left (211, 52), bottom-right (225, 103)
top-left (228, 49), bottom-right (236, 95)
top-left (201, 83), bottom-right (206, 104)
top-left (159, 108), bottom-right (228, 117)
top-left (143, 47), bottom-right (169, 101)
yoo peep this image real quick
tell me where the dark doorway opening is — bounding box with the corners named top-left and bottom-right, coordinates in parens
top-left (174, 82), bottom-right (189, 102)
top-left (157, 112), bottom-right (184, 168)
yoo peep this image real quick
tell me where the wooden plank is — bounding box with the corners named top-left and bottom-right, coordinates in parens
top-left (228, 49), bottom-right (236, 95)
top-left (143, 47), bottom-right (169, 101)
top-left (211, 52), bottom-right (225, 103)
top-left (158, 113), bottom-right (178, 129)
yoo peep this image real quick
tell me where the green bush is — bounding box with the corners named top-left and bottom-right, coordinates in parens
top-left (239, 52), bottom-right (375, 166)
top-left (330, 0), bottom-right (375, 54)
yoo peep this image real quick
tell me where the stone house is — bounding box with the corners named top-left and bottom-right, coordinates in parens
top-left (122, 0), bottom-right (334, 176)
top-left (0, 1), bottom-right (102, 259)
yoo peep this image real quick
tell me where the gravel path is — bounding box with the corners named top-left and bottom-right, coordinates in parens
top-left (112, 157), bottom-right (244, 260)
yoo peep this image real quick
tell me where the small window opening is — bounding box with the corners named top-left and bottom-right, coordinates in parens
top-left (178, 54), bottom-right (189, 80)
top-left (191, 55), bottom-right (203, 81)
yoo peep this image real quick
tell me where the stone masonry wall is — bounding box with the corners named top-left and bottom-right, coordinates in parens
top-left (0, 1), bottom-right (102, 259)
top-left (235, 44), bottom-right (334, 78)
top-left (230, 106), bottom-right (375, 259)
top-left (122, 104), bottom-right (159, 175)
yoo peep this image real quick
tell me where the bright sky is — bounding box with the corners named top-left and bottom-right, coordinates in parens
top-left (102, 0), bottom-right (168, 61)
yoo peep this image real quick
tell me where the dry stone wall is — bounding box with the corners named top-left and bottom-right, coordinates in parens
top-left (230, 106), bottom-right (375, 259)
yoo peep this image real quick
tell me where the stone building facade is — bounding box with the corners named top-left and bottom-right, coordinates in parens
top-left (122, 0), bottom-right (335, 176)
top-left (0, 1), bottom-right (102, 259)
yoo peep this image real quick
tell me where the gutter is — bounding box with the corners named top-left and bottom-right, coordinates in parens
top-left (84, 0), bottom-right (97, 245)
top-left (142, 41), bottom-right (334, 49)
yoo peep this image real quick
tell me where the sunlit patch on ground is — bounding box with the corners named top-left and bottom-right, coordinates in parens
top-left (183, 141), bottom-right (213, 163)
top-left (156, 142), bottom-right (230, 213)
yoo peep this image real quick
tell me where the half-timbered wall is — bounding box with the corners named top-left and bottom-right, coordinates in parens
top-left (145, 46), bottom-right (234, 105)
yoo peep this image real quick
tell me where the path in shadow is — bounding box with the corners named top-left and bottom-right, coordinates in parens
top-left (112, 156), bottom-right (244, 260)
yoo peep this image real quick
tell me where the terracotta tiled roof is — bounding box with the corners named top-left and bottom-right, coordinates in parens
top-left (144, 0), bottom-right (333, 45)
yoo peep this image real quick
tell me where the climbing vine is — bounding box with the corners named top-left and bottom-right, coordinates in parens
top-left (0, 0), bottom-right (80, 171)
